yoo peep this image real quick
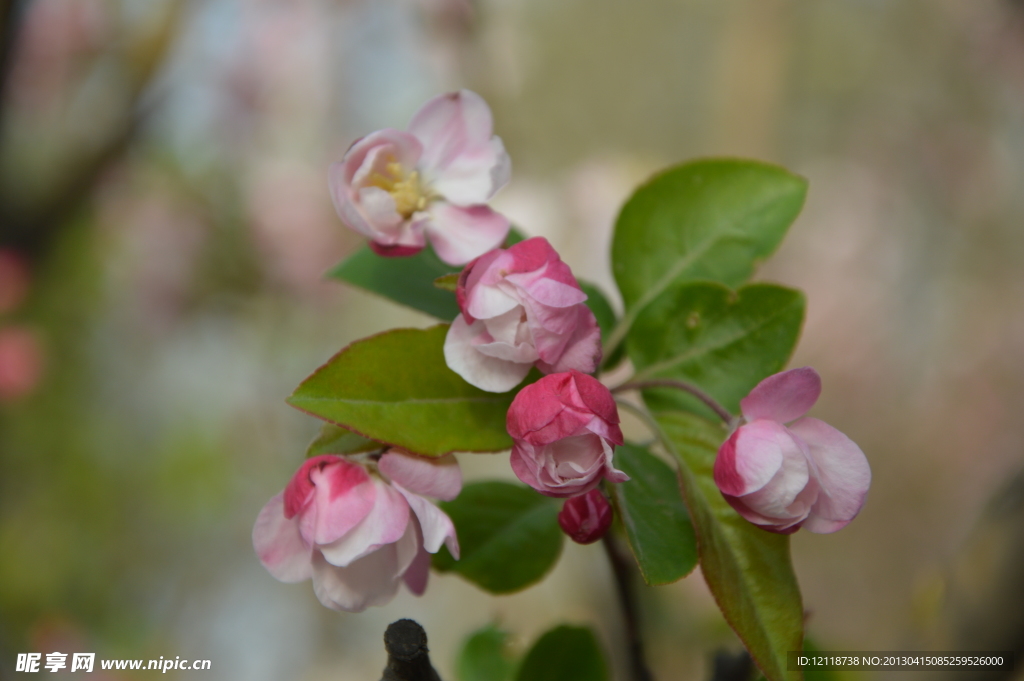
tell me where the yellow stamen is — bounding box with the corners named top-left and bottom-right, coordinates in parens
top-left (368, 161), bottom-right (430, 219)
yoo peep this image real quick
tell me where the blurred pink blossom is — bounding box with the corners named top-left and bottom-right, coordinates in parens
top-left (0, 326), bottom-right (44, 401)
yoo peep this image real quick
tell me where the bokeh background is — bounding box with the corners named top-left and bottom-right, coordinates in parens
top-left (2, 0), bottom-right (1024, 679)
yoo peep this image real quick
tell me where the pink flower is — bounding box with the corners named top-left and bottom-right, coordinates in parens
top-left (252, 449), bottom-right (461, 612)
top-left (558, 489), bottom-right (613, 544)
top-left (713, 367), bottom-right (871, 534)
top-left (329, 90), bottom-right (511, 265)
top-left (444, 237), bottom-right (602, 393)
top-left (507, 370), bottom-right (628, 498)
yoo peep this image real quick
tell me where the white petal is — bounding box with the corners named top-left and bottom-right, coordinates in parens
top-left (424, 203), bottom-right (510, 266)
top-left (444, 314), bottom-right (532, 393)
top-left (310, 547), bottom-right (402, 613)
top-left (395, 485), bottom-right (460, 559)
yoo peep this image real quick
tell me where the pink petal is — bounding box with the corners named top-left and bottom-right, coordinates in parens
top-left (506, 373), bottom-right (572, 441)
top-left (713, 421), bottom-right (787, 497)
top-left (458, 248), bottom-right (504, 320)
top-left (318, 478), bottom-right (410, 568)
top-left (740, 367), bottom-right (822, 424)
top-left (409, 91), bottom-right (509, 204)
top-left (443, 314), bottom-right (532, 392)
top-left (502, 238), bottom-right (560, 277)
top-left (536, 310), bottom-right (601, 376)
top-left (505, 263), bottom-right (585, 309)
top-left (379, 449), bottom-right (462, 501)
top-left (788, 417), bottom-right (871, 533)
top-left (510, 444), bottom-right (542, 490)
top-left (310, 546), bottom-right (402, 613)
top-left (569, 371), bottom-right (621, 426)
top-left (303, 458), bottom-right (377, 546)
top-left (424, 203), bottom-right (510, 266)
top-left (252, 493), bottom-right (314, 583)
top-left (395, 485), bottom-right (460, 559)
top-left (402, 546), bottom-right (432, 596)
top-left (429, 136), bottom-right (511, 205)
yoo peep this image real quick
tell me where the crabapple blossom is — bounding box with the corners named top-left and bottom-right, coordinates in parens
top-left (558, 489), bottom-right (614, 544)
top-left (444, 237), bottom-right (602, 393)
top-left (507, 370), bottom-right (627, 498)
top-left (713, 367), bottom-right (871, 534)
top-left (329, 89), bottom-right (511, 265)
top-left (252, 449), bottom-right (460, 612)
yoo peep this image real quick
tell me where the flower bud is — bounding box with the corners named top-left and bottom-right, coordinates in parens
top-left (558, 489), bottom-right (613, 544)
top-left (506, 370), bottom-right (628, 497)
top-left (713, 367), bottom-right (871, 534)
top-left (444, 237), bottom-right (602, 393)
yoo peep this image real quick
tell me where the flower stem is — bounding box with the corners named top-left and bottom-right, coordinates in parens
top-left (611, 379), bottom-right (735, 426)
top-left (602, 533), bottom-right (656, 681)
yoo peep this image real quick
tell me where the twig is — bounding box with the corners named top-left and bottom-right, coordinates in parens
top-left (380, 619), bottom-right (443, 681)
top-left (611, 379), bottom-right (735, 427)
top-left (603, 533), bottom-right (655, 681)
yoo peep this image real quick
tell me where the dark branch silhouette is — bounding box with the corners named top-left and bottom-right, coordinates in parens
top-left (380, 619), bottom-right (443, 681)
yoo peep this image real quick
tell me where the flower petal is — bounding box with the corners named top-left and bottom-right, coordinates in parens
top-left (304, 458), bottom-right (377, 546)
top-left (402, 546), bottom-right (432, 596)
top-left (713, 420), bottom-right (789, 497)
top-left (788, 417), bottom-right (871, 533)
top-left (395, 484), bottom-right (460, 559)
top-left (409, 90), bottom-right (509, 204)
top-left (740, 367), bottom-right (822, 424)
top-left (318, 478), bottom-right (410, 568)
top-left (379, 449), bottom-right (462, 501)
top-left (424, 203), bottom-right (510, 266)
top-left (252, 493), bottom-right (313, 583)
top-left (310, 546), bottom-right (402, 613)
top-left (444, 313), bottom-right (532, 392)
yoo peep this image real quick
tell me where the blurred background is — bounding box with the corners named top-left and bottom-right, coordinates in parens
top-left (1, 0), bottom-right (1024, 679)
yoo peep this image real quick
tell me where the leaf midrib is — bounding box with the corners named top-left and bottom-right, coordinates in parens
top-left (656, 413), bottom-right (795, 681)
top-left (631, 295), bottom-right (802, 381)
top-left (608, 187), bottom-right (795, 357)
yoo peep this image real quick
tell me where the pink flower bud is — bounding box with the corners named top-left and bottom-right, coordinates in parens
top-left (558, 489), bottom-right (613, 544)
top-left (444, 237), bottom-right (602, 392)
top-left (713, 367), bottom-right (871, 534)
top-left (507, 370), bottom-right (628, 498)
top-left (329, 90), bottom-right (511, 265)
top-left (253, 449), bottom-right (460, 612)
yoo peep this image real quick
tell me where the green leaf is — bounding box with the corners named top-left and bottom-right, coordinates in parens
top-left (305, 423), bottom-right (380, 457)
top-left (609, 443), bottom-right (698, 585)
top-left (609, 159), bottom-right (807, 354)
top-left (457, 625), bottom-right (518, 681)
top-left (328, 244), bottom-right (461, 320)
top-left (628, 282), bottom-right (804, 415)
top-left (514, 625), bottom-right (608, 681)
top-left (655, 410), bottom-right (803, 681)
top-left (433, 481), bottom-right (563, 594)
top-left (287, 326), bottom-right (515, 456)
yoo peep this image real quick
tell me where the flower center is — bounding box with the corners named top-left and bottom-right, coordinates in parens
top-left (372, 161), bottom-right (430, 219)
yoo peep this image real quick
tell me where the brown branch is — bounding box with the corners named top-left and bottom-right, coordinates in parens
top-left (603, 533), bottom-right (655, 681)
top-left (380, 619), bottom-right (443, 681)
